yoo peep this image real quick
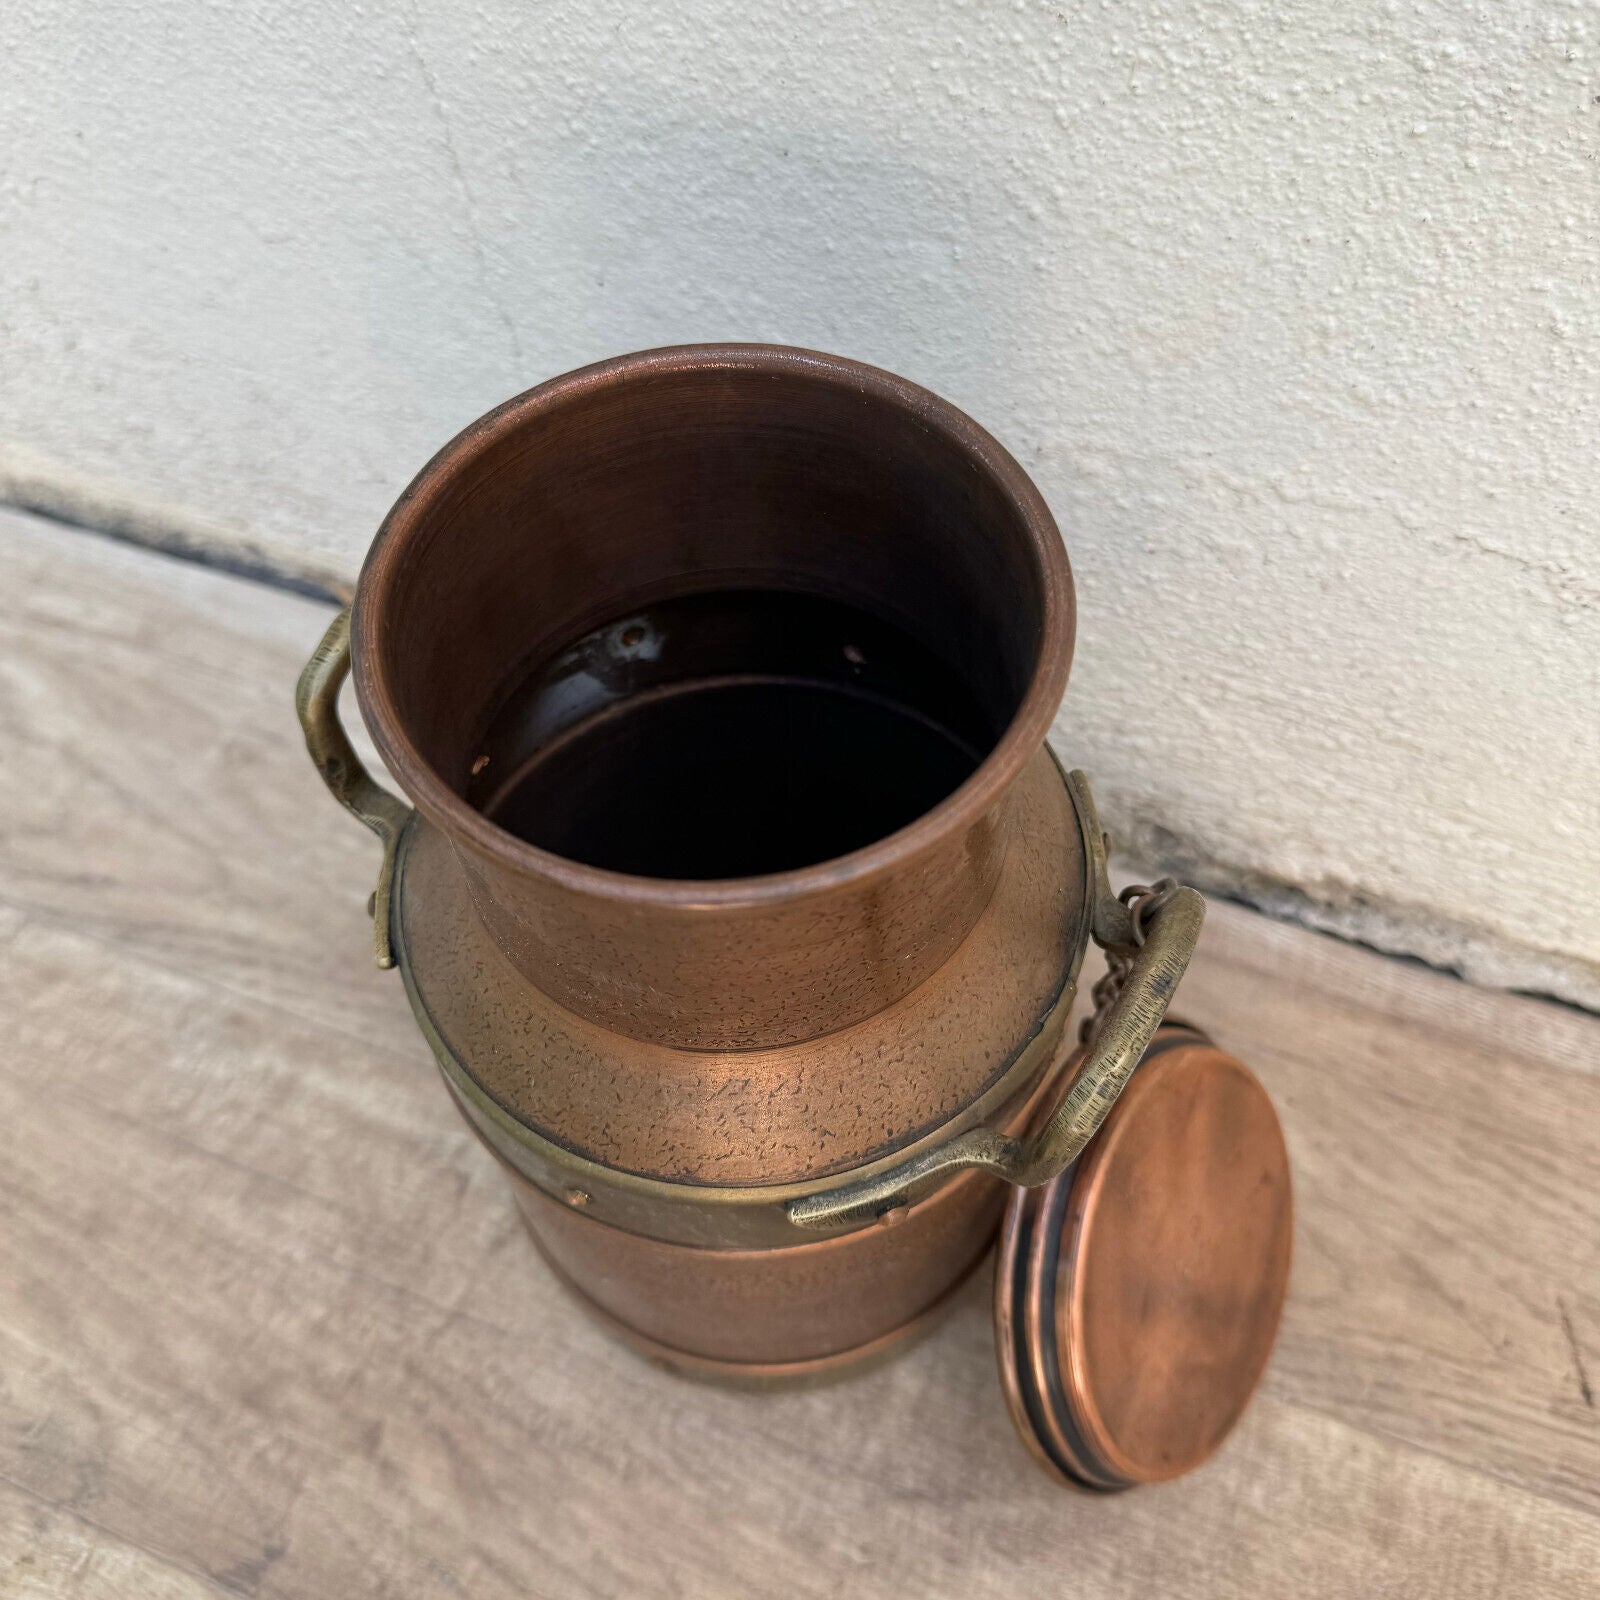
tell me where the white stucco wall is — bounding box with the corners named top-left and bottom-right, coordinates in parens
top-left (3, 0), bottom-right (1597, 1003)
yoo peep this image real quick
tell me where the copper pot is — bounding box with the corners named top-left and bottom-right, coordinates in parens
top-left (298, 346), bottom-right (1288, 1483)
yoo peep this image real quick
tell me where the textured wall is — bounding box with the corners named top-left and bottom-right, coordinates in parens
top-left (3, 0), bottom-right (1597, 1002)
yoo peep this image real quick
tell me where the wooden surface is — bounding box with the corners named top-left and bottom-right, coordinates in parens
top-left (2, 502), bottom-right (1598, 1599)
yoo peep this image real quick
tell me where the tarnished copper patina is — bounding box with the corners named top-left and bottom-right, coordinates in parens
top-left (298, 344), bottom-right (1290, 1483)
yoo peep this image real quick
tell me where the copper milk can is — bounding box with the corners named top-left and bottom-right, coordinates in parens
top-left (298, 345), bottom-right (1291, 1489)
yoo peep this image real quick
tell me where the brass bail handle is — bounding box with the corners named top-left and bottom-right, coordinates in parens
top-left (787, 776), bottom-right (1204, 1233)
top-left (295, 607), bottom-right (412, 969)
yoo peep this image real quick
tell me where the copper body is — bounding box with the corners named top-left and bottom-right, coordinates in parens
top-left (346, 345), bottom-right (1086, 1370)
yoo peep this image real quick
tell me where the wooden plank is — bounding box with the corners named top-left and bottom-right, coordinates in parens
top-left (2, 503), bottom-right (1598, 1596)
top-left (0, 510), bottom-right (405, 1055)
top-left (0, 1477), bottom-right (231, 1600)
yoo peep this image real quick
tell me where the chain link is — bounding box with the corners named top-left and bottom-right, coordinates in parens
top-left (1078, 877), bottom-right (1181, 1045)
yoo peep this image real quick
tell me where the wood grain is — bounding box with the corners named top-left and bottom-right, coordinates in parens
top-left (1, 504), bottom-right (1597, 1598)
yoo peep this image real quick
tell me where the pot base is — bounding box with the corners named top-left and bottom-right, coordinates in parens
top-left (523, 1214), bottom-right (983, 1384)
top-left (501, 1144), bottom-right (1015, 1370)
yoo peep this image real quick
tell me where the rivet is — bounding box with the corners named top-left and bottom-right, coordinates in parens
top-left (566, 1188), bottom-right (591, 1209)
top-left (877, 1204), bottom-right (909, 1229)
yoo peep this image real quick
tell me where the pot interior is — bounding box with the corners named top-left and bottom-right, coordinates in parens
top-left (363, 353), bottom-right (1056, 880)
top-left (466, 589), bottom-right (993, 878)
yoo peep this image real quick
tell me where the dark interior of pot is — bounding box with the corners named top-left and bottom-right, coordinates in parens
top-left (366, 358), bottom-right (1053, 879)
top-left (464, 589), bottom-right (993, 878)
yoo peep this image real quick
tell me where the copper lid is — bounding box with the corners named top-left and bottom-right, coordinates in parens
top-left (996, 1024), bottom-right (1292, 1490)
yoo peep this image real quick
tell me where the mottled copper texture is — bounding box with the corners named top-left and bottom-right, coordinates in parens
top-left (393, 745), bottom-right (1083, 1189)
top-left (390, 750), bottom-right (1085, 1363)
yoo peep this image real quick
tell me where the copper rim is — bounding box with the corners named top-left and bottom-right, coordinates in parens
top-left (350, 342), bottom-right (1074, 908)
top-left (995, 1185), bottom-right (1105, 1492)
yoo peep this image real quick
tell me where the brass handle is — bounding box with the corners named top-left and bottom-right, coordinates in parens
top-left (786, 881), bottom-right (1205, 1232)
top-left (295, 607), bottom-right (412, 969)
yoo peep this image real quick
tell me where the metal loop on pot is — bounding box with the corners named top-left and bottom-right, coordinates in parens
top-left (1120, 878), bottom-right (1180, 948)
top-left (1079, 878), bottom-right (1181, 1046)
